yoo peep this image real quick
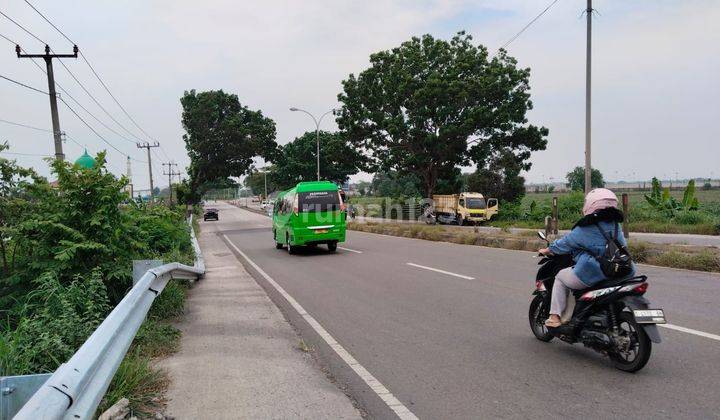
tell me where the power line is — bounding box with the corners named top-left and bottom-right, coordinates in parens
top-left (22, 0), bottom-right (74, 45)
top-left (1, 37), bottom-right (146, 163)
top-left (9, 5), bottom-right (170, 172)
top-left (0, 10), bottom-right (146, 150)
top-left (500, 0), bottom-right (560, 50)
top-left (58, 96), bottom-right (130, 157)
top-left (0, 32), bottom-right (19, 45)
top-left (0, 73), bottom-right (48, 95)
top-left (54, 58), bottom-right (142, 144)
top-left (0, 150), bottom-right (52, 157)
top-left (0, 9), bottom-right (45, 45)
top-left (2, 13), bottom-right (156, 177)
top-left (23, 0), bottom-right (158, 144)
top-left (0, 117), bottom-right (52, 132)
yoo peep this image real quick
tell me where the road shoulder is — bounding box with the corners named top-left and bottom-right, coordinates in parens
top-left (158, 213), bottom-right (361, 419)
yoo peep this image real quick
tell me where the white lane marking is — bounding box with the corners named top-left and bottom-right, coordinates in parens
top-left (223, 235), bottom-right (418, 420)
top-left (659, 323), bottom-right (720, 342)
top-left (406, 262), bottom-right (475, 280)
top-left (338, 246), bottom-right (363, 254)
top-left (257, 224), bottom-right (269, 228)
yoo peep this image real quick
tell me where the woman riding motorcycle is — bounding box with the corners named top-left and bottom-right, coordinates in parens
top-left (538, 188), bottom-right (635, 327)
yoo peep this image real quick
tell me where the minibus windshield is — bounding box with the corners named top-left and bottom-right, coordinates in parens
top-left (298, 191), bottom-right (341, 212)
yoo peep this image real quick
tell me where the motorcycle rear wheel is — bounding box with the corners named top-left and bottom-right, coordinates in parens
top-left (609, 311), bottom-right (652, 372)
top-left (529, 295), bottom-right (554, 342)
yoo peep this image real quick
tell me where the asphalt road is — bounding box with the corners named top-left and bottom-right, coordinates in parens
top-left (213, 202), bottom-right (720, 419)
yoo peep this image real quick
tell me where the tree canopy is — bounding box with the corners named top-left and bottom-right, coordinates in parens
top-left (566, 166), bottom-right (605, 191)
top-left (181, 89), bottom-right (277, 201)
top-left (336, 31), bottom-right (547, 197)
top-left (465, 167), bottom-right (526, 203)
top-left (269, 131), bottom-right (366, 191)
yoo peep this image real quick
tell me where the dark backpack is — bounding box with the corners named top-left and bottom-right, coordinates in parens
top-left (594, 222), bottom-right (633, 279)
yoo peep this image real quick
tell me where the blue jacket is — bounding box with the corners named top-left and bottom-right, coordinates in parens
top-left (549, 217), bottom-right (635, 287)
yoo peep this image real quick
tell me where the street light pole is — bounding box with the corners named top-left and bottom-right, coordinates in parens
top-left (289, 107), bottom-right (335, 181)
top-left (264, 169), bottom-right (268, 199)
top-left (584, 0), bottom-right (593, 194)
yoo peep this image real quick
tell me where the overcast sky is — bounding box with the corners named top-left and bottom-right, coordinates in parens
top-left (1, 0), bottom-right (718, 191)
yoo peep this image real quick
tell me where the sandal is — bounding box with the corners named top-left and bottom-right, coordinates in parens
top-left (544, 317), bottom-right (562, 328)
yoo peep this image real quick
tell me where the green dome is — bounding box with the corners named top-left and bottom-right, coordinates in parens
top-left (74, 150), bottom-right (96, 169)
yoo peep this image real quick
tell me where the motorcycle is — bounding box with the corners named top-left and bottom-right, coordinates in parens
top-left (528, 231), bottom-right (666, 372)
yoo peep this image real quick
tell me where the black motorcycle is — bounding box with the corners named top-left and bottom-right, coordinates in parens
top-left (528, 231), bottom-right (666, 372)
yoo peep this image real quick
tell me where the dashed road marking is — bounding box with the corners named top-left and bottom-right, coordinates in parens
top-left (659, 323), bottom-right (720, 342)
top-left (406, 262), bottom-right (475, 280)
top-left (223, 235), bottom-right (418, 420)
top-left (338, 246), bottom-right (363, 254)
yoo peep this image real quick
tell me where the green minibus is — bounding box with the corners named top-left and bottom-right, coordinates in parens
top-left (272, 181), bottom-right (346, 253)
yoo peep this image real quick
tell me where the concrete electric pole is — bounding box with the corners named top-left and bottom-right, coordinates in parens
top-left (162, 162), bottom-right (180, 205)
top-left (16, 44), bottom-right (78, 161)
top-left (126, 156), bottom-right (134, 198)
top-left (136, 142), bottom-right (160, 201)
top-left (584, 0), bottom-right (593, 194)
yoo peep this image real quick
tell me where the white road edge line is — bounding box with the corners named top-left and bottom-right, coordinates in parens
top-left (659, 323), bottom-right (720, 342)
top-left (338, 246), bottom-right (363, 254)
top-left (406, 262), bottom-right (475, 280)
top-left (223, 235), bottom-right (418, 420)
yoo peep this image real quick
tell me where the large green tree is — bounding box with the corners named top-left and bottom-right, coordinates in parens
top-left (181, 90), bottom-right (277, 201)
top-left (566, 166), bottom-right (605, 191)
top-left (370, 171), bottom-right (421, 198)
top-left (270, 131), bottom-right (366, 190)
top-left (336, 31), bottom-right (548, 197)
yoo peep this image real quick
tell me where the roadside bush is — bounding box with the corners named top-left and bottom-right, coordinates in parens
top-left (0, 150), bottom-right (196, 413)
top-left (557, 192), bottom-right (585, 220)
top-left (673, 210), bottom-right (712, 225)
top-left (0, 269), bottom-right (110, 376)
top-left (648, 250), bottom-right (720, 272)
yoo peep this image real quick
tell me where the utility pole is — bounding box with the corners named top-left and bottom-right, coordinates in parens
top-left (16, 44), bottom-right (78, 161)
top-left (126, 156), bottom-right (133, 198)
top-left (162, 162), bottom-right (180, 205)
top-left (136, 142), bottom-right (160, 202)
top-left (584, 0), bottom-right (593, 194)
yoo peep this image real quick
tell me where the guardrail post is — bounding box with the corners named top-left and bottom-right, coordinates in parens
top-left (0, 374), bottom-right (52, 420)
top-left (544, 216), bottom-right (551, 239)
top-left (551, 196), bottom-right (558, 235)
top-left (132, 260), bottom-right (164, 285)
top-left (622, 193), bottom-right (629, 239)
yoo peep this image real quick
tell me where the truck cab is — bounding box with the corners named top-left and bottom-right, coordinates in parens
top-left (432, 192), bottom-right (498, 225)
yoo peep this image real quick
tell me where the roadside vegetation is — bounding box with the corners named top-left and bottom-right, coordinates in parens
top-left (349, 179), bottom-right (720, 235)
top-left (347, 221), bottom-right (720, 273)
top-left (500, 180), bottom-right (720, 235)
top-left (0, 150), bottom-right (195, 417)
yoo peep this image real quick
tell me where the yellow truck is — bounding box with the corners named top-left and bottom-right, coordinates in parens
top-left (432, 193), bottom-right (498, 225)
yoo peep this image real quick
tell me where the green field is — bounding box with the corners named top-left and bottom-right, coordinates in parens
top-left (522, 188), bottom-right (720, 207)
top-left (349, 188), bottom-right (720, 235)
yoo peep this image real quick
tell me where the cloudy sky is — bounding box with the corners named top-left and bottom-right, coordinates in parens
top-left (1, 0), bottom-right (718, 191)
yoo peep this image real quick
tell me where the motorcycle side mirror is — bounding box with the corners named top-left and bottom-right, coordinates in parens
top-left (537, 231), bottom-right (547, 241)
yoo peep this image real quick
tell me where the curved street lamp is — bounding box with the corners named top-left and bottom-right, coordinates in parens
top-left (289, 107), bottom-right (335, 181)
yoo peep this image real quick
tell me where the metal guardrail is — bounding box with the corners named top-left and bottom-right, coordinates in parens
top-left (9, 216), bottom-right (205, 420)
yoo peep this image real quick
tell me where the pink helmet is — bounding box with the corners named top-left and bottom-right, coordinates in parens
top-left (583, 188), bottom-right (618, 216)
